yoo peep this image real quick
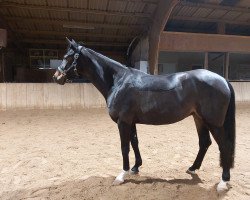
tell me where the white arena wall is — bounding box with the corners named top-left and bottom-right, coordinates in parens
top-left (0, 83), bottom-right (106, 110)
top-left (230, 82), bottom-right (250, 102)
top-left (0, 82), bottom-right (249, 110)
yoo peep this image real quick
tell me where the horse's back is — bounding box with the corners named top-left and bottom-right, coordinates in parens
top-left (131, 71), bottom-right (187, 92)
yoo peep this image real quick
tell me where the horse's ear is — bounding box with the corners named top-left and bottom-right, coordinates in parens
top-left (65, 37), bottom-right (78, 49)
top-left (66, 37), bottom-right (71, 45)
top-left (71, 39), bottom-right (78, 49)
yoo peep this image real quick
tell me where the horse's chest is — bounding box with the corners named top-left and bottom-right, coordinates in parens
top-left (107, 88), bottom-right (135, 122)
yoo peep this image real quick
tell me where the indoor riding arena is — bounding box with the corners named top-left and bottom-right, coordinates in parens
top-left (0, 0), bottom-right (250, 200)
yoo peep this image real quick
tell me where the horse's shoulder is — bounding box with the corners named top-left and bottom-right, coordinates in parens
top-left (106, 73), bottom-right (133, 107)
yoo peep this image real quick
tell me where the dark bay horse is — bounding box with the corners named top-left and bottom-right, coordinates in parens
top-left (53, 39), bottom-right (235, 192)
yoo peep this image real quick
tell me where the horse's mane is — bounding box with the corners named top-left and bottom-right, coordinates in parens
top-left (84, 47), bottom-right (128, 70)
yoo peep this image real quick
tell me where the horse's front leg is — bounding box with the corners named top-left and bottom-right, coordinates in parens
top-left (130, 124), bottom-right (142, 174)
top-left (113, 120), bottom-right (131, 185)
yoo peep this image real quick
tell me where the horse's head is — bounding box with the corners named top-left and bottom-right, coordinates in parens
top-left (53, 38), bottom-right (83, 85)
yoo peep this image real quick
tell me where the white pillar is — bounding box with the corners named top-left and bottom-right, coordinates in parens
top-left (130, 35), bottom-right (149, 74)
top-left (135, 61), bottom-right (149, 73)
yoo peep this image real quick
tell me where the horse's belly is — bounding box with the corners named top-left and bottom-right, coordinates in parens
top-left (137, 109), bottom-right (191, 125)
top-left (136, 100), bottom-right (193, 125)
top-left (133, 89), bottom-right (194, 125)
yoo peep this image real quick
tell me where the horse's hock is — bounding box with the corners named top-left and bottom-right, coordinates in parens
top-left (0, 82), bottom-right (249, 110)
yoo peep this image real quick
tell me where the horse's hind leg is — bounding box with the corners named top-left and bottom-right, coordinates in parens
top-left (188, 116), bottom-right (211, 174)
top-left (209, 126), bottom-right (231, 192)
top-left (130, 124), bottom-right (142, 174)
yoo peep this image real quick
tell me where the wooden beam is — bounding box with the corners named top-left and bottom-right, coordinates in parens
top-left (0, 2), bottom-right (151, 18)
top-left (148, 0), bottom-right (179, 74)
top-left (20, 39), bottom-right (128, 47)
top-left (112, 0), bottom-right (157, 4)
top-left (16, 30), bottom-right (136, 39)
top-left (167, 26), bottom-right (216, 34)
top-left (5, 17), bottom-right (146, 30)
top-left (171, 15), bottom-right (250, 26)
top-left (160, 31), bottom-right (250, 53)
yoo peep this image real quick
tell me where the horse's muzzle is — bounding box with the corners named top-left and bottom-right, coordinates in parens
top-left (53, 70), bottom-right (67, 85)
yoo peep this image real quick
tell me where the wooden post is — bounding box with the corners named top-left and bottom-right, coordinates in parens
top-left (204, 52), bottom-right (208, 69)
top-left (2, 53), bottom-right (4, 82)
top-left (149, 32), bottom-right (161, 75)
top-left (148, 0), bottom-right (179, 75)
top-left (0, 19), bottom-right (7, 83)
top-left (217, 22), bottom-right (226, 34)
top-left (224, 52), bottom-right (229, 80)
top-left (0, 52), bottom-right (2, 82)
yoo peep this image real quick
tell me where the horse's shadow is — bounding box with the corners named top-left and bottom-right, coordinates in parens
top-left (1, 173), bottom-right (221, 200)
top-left (126, 172), bottom-right (203, 185)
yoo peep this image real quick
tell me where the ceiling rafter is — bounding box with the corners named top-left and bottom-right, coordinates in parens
top-left (21, 39), bottom-right (129, 47)
top-left (16, 29), bottom-right (137, 39)
top-left (0, 2), bottom-right (152, 18)
top-left (5, 17), bottom-right (147, 30)
top-left (0, 0), bottom-right (160, 49)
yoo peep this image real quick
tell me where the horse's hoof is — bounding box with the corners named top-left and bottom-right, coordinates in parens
top-left (130, 169), bottom-right (139, 175)
top-left (217, 180), bottom-right (228, 193)
top-left (186, 169), bottom-right (196, 175)
top-left (113, 178), bottom-right (124, 185)
top-left (130, 166), bottom-right (139, 175)
top-left (113, 170), bottom-right (129, 185)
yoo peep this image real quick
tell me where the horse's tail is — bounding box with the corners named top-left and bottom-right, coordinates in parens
top-left (222, 82), bottom-right (236, 168)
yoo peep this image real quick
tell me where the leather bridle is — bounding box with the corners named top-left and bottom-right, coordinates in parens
top-left (57, 46), bottom-right (83, 77)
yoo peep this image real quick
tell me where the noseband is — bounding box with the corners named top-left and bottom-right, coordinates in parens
top-left (58, 47), bottom-right (83, 77)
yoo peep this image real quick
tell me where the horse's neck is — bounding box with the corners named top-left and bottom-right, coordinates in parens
top-left (84, 49), bottom-right (127, 99)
